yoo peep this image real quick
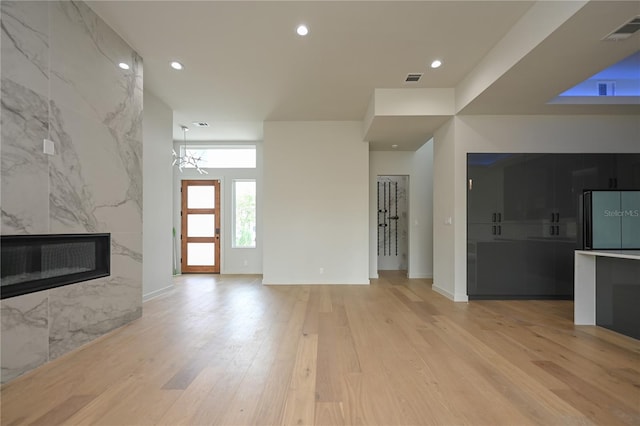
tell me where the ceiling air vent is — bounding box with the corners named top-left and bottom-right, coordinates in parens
top-left (192, 121), bottom-right (210, 127)
top-left (603, 16), bottom-right (640, 41)
top-left (405, 73), bottom-right (422, 83)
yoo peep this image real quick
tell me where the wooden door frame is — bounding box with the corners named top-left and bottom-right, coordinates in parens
top-left (181, 179), bottom-right (221, 273)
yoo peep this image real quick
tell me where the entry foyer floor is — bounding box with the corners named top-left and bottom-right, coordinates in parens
top-left (1, 271), bottom-right (638, 425)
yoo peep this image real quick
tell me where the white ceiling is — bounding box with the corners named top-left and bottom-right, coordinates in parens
top-left (87, 1), bottom-right (640, 148)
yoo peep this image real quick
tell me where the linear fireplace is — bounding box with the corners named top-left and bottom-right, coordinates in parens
top-left (1, 234), bottom-right (110, 299)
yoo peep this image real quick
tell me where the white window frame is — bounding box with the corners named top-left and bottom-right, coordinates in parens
top-left (180, 144), bottom-right (257, 169)
top-left (232, 179), bottom-right (257, 248)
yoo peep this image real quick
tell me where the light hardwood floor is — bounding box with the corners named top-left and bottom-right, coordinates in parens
top-left (1, 271), bottom-right (638, 425)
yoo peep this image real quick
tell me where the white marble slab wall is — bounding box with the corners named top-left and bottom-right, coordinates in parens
top-left (1, 0), bottom-right (143, 383)
top-left (1, 1), bottom-right (50, 235)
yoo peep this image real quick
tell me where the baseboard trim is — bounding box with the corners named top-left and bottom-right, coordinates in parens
top-left (454, 293), bottom-right (469, 302)
top-left (143, 285), bottom-right (174, 302)
top-left (408, 273), bottom-right (433, 279)
top-left (432, 284), bottom-right (454, 300)
top-left (262, 280), bottom-right (370, 286)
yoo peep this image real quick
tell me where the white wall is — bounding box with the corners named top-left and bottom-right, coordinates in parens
top-left (432, 115), bottom-right (640, 301)
top-left (410, 141), bottom-right (434, 279)
top-left (369, 142), bottom-right (434, 279)
top-left (263, 121), bottom-right (369, 285)
top-left (142, 91), bottom-right (174, 300)
top-left (172, 142), bottom-right (263, 274)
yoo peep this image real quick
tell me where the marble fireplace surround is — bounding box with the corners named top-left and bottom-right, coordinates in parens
top-left (1, 233), bottom-right (111, 300)
top-left (1, 1), bottom-right (143, 383)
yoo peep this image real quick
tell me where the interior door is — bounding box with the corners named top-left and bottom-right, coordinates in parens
top-left (181, 180), bottom-right (221, 273)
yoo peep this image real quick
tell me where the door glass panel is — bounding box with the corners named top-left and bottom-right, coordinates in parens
top-left (187, 186), bottom-right (215, 209)
top-left (187, 243), bottom-right (216, 266)
top-left (621, 191), bottom-right (640, 249)
top-left (187, 214), bottom-right (216, 237)
top-left (592, 191), bottom-right (622, 249)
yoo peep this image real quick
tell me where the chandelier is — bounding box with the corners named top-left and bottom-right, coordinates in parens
top-left (172, 125), bottom-right (208, 174)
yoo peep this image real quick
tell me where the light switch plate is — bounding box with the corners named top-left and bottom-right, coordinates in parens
top-left (43, 139), bottom-right (55, 155)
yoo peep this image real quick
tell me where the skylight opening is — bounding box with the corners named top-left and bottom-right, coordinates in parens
top-left (557, 51), bottom-right (640, 98)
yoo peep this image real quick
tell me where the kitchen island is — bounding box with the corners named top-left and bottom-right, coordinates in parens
top-left (574, 250), bottom-right (640, 339)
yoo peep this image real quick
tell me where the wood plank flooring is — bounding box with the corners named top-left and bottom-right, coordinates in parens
top-left (1, 271), bottom-right (638, 425)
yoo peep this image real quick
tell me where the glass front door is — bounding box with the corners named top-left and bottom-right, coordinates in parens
top-left (181, 180), bottom-right (221, 273)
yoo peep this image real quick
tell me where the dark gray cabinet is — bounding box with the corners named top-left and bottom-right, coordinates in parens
top-left (580, 154), bottom-right (640, 190)
top-left (615, 155), bottom-right (640, 189)
top-left (467, 153), bottom-right (640, 300)
top-left (467, 155), bottom-right (509, 224)
top-left (596, 256), bottom-right (640, 340)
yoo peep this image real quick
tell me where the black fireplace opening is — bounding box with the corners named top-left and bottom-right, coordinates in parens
top-left (1, 233), bottom-right (110, 299)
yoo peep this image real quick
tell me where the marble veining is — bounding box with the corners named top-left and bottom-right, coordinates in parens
top-left (49, 231), bottom-right (142, 359)
top-left (1, 0), bottom-right (143, 382)
top-left (1, 292), bottom-right (49, 383)
top-left (47, 100), bottom-right (102, 233)
top-left (48, 101), bottom-right (142, 234)
top-left (104, 82), bottom-right (144, 217)
top-left (48, 276), bottom-right (141, 360)
top-left (112, 236), bottom-right (143, 264)
top-left (51, 1), bottom-right (143, 130)
top-left (1, 79), bottom-right (50, 234)
top-left (48, 0), bottom-right (143, 232)
top-left (0, 1), bottom-right (49, 98)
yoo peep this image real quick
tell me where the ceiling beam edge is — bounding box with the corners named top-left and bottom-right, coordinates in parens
top-left (455, 0), bottom-right (588, 114)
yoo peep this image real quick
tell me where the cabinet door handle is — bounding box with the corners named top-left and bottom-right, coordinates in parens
top-left (555, 213), bottom-right (560, 222)
top-left (492, 226), bottom-right (496, 235)
top-left (497, 213), bottom-right (502, 222)
top-left (498, 225), bottom-right (502, 235)
top-left (608, 178), bottom-right (613, 188)
top-left (550, 225), bottom-right (555, 236)
top-left (614, 178), bottom-right (618, 188)
top-left (492, 213), bottom-right (496, 223)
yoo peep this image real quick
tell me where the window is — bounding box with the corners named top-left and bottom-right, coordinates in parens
top-left (233, 180), bottom-right (256, 248)
top-left (181, 145), bottom-right (256, 169)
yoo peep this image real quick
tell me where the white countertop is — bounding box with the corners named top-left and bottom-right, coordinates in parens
top-left (575, 250), bottom-right (640, 261)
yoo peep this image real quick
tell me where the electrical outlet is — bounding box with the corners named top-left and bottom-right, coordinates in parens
top-left (43, 139), bottom-right (55, 155)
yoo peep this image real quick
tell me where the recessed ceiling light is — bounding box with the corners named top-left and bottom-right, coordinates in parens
top-left (118, 62), bottom-right (130, 70)
top-left (392, 144), bottom-right (399, 149)
top-left (431, 59), bottom-right (443, 69)
top-left (170, 61), bottom-right (184, 70)
top-left (296, 25), bottom-right (309, 36)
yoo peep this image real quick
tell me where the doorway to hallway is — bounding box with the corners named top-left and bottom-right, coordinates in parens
top-left (377, 175), bottom-right (409, 272)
